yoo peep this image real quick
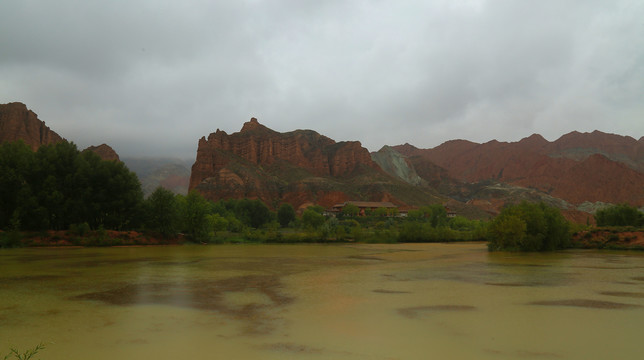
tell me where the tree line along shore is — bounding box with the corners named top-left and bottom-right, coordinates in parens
top-left (2, 140), bottom-right (643, 251)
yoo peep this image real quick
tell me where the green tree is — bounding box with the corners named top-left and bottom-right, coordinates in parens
top-left (209, 213), bottom-right (229, 233)
top-left (373, 207), bottom-right (389, 217)
top-left (487, 202), bottom-right (571, 251)
top-left (81, 152), bottom-right (143, 230)
top-left (307, 205), bottom-right (326, 214)
top-left (277, 203), bottom-right (296, 228)
top-left (180, 190), bottom-right (212, 242)
top-left (0, 141), bottom-right (143, 231)
top-left (427, 204), bottom-right (448, 228)
top-left (233, 199), bottom-right (273, 228)
top-left (144, 187), bottom-right (180, 238)
top-left (398, 221), bottom-right (425, 242)
top-left (487, 214), bottom-right (526, 251)
top-left (302, 208), bottom-right (325, 229)
top-left (449, 216), bottom-right (474, 231)
top-left (406, 209), bottom-right (425, 220)
top-left (341, 203), bottom-right (359, 217)
top-left (595, 204), bottom-right (644, 227)
top-left (0, 141), bottom-right (36, 229)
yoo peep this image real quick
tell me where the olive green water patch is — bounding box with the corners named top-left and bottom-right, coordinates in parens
top-left (13, 252), bottom-right (102, 263)
top-left (489, 263), bottom-right (552, 268)
top-left (631, 277), bottom-right (644, 282)
top-left (484, 348), bottom-right (562, 358)
top-left (485, 282), bottom-right (544, 287)
top-left (70, 257), bottom-right (164, 268)
top-left (152, 259), bottom-right (203, 266)
top-left (398, 305), bottom-right (476, 319)
top-left (71, 274), bottom-right (294, 334)
top-left (528, 299), bottom-right (642, 309)
top-left (0, 274), bottom-right (65, 285)
top-left (599, 291), bottom-right (644, 298)
top-left (616, 281), bottom-right (639, 285)
top-left (256, 342), bottom-right (324, 354)
top-left (372, 289), bottom-right (411, 294)
top-left (347, 255), bottom-right (385, 261)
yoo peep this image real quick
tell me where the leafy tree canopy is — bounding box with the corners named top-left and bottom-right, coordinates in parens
top-left (595, 204), bottom-right (644, 227)
top-left (277, 203), bottom-right (296, 228)
top-left (0, 141), bottom-right (142, 231)
top-left (487, 202), bottom-right (571, 252)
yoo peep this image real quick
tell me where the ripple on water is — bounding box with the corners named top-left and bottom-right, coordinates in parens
top-left (70, 274), bottom-right (294, 334)
top-left (397, 305), bottom-right (476, 319)
top-left (528, 299), bottom-right (642, 309)
top-left (485, 281), bottom-right (544, 287)
top-left (599, 291), bottom-right (644, 298)
top-left (372, 289), bottom-right (411, 294)
top-left (256, 342), bottom-right (324, 355)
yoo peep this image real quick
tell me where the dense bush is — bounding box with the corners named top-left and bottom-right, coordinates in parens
top-left (595, 204), bottom-right (644, 227)
top-left (277, 203), bottom-right (296, 227)
top-left (301, 208), bottom-right (325, 229)
top-left (487, 202), bottom-right (571, 251)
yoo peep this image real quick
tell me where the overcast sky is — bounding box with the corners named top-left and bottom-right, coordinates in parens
top-left (1, 0), bottom-right (643, 159)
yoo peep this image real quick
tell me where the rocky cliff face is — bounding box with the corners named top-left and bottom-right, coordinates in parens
top-left (189, 118), bottom-right (439, 209)
top-left (0, 102), bottom-right (64, 149)
top-left (190, 118), bottom-right (377, 189)
top-left (2, 102), bottom-right (126, 166)
top-left (371, 146), bottom-right (425, 186)
top-left (84, 144), bottom-right (120, 161)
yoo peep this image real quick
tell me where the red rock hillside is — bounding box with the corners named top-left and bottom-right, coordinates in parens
top-left (1, 102), bottom-right (121, 162)
top-left (393, 131), bottom-right (644, 207)
top-left (84, 144), bottom-right (121, 162)
top-left (190, 118), bottom-right (441, 210)
top-left (0, 102), bottom-right (64, 149)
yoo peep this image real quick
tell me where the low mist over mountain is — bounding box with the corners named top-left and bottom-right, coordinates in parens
top-left (122, 157), bottom-right (192, 196)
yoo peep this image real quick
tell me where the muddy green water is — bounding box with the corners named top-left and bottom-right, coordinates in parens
top-left (2, 243), bottom-right (644, 359)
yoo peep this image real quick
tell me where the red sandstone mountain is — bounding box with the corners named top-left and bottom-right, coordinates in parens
top-left (0, 102), bottom-right (121, 162)
top-left (393, 131), bottom-right (644, 207)
top-left (84, 144), bottom-right (120, 162)
top-left (0, 102), bottom-right (64, 149)
top-left (190, 118), bottom-right (442, 210)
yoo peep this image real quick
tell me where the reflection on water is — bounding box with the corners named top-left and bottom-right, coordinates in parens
top-left (1, 243), bottom-right (644, 359)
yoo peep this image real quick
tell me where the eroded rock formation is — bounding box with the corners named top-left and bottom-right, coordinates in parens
top-left (189, 118), bottom-right (438, 210)
top-left (0, 102), bottom-right (64, 149)
top-left (84, 144), bottom-right (120, 161)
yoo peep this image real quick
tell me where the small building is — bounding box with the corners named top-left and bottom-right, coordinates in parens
top-left (328, 201), bottom-right (398, 217)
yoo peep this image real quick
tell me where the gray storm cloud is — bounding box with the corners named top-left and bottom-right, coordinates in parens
top-left (1, 0), bottom-right (642, 158)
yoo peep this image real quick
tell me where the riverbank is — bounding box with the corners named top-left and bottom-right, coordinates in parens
top-left (5, 228), bottom-right (644, 250)
top-left (0, 229), bottom-right (184, 247)
top-left (572, 228), bottom-right (644, 250)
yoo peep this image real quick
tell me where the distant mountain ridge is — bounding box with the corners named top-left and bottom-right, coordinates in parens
top-left (3, 102), bottom-right (643, 221)
top-left (392, 130), bottom-right (644, 209)
top-left (123, 157), bottom-right (191, 196)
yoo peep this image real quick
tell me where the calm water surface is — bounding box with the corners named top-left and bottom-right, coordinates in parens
top-left (1, 243), bottom-right (644, 359)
